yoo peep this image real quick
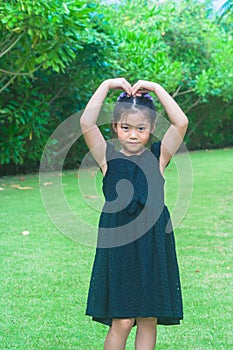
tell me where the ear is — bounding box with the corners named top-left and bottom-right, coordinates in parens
top-left (150, 121), bottom-right (156, 133)
top-left (112, 122), bottom-right (117, 133)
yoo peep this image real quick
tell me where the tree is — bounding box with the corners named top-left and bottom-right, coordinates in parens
top-left (0, 0), bottom-right (92, 92)
top-left (101, 0), bottom-right (233, 149)
top-left (0, 0), bottom-right (115, 172)
top-left (0, 0), bottom-right (232, 174)
top-left (217, 0), bottom-right (233, 22)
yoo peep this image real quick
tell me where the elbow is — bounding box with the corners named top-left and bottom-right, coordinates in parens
top-left (80, 118), bottom-right (96, 133)
top-left (182, 114), bottom-right (189, 128)
top-left (80, 119), bottom-right (87, 133)
top-left (176, 119), bottom-right (188, 130)
top-left (80, 115), bottom-right (89, 128)
top-left (176, 115), bottom-right (189, 133)
top-left (80, 115), bottom-right (87, 128)
top-left (80, 118), bottom-right (86, 129)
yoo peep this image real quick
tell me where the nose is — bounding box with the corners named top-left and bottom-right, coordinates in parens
top-left (130, 128), bottom-right (137, 139)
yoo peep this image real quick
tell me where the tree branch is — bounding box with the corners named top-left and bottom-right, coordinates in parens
top-left (48, 86), bottom-right (67, 105)
top-left (172, 86), bottom-right (194, 98)
top-left (0, 59), bottom-right (42, 94)
top-left (0, 33), bottom-right (25, 59)
top-left (0, 75), bottom-right (18, 93)
top-left (0, 33), bottom-right (15, 49)
top-left (172, 85), bottom-right (181, 98)
top-left (0, 67), bottom-right (40, 77)
top-left (187, 113), bottom-right (208, 138)
top-left (176, 88), bottom-right (193, 96)
top-left (185, 97), bottom-right (202, 114)
top-left (0, 76), bottom-right (7, 84)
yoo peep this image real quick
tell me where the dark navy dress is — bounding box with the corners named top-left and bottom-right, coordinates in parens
top-left (86, 141), bottom-right (183, 326)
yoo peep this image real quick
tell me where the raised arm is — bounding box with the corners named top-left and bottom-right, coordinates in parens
top-left (152, 83), bottom-right (189, 173)
top-left (80, 78), bottom-right (131, 174)
top-left (132, 80), bottom-right (189, 174)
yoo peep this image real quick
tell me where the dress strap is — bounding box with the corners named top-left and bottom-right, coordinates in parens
top-left (151, 141), bottom-right (161, 161)
top-left (106, 141), bottom-right (115, 161)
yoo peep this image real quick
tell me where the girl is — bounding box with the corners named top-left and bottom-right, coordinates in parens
top-left (80, 78), bottom-right (188, 350)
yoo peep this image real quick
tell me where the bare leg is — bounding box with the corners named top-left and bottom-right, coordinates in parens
top-left (104, 318), bottom-right (135, 350)
top-left (135, 317), bottom-right (157, 350)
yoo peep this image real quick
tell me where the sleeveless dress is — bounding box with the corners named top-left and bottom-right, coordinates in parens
top-left (86, 141), bottom-right (183, 326)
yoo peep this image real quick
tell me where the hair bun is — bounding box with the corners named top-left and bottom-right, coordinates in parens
top-left (117, 91), bottom-right (153, 102)
top-left (143, 93), bottom-right (153, 101)
top-left (117, 91), bottom-right (128, 101)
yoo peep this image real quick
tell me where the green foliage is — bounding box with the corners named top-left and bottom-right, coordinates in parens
top-left (0, 1), bottom-right (114, 173)
top-left (100, 0), bottom-right (233, 150)
top-left (0, 0), bottom-right (91, 78)
top-left (217, 0), bottom-right (233, 23)
top-left (186, 97), bottom-right (233, 149)
top-left (102, 0), bottom-right (233, 104)
top-left (0, 0), bottom-right (232, 174)
top-left (102, 0), bottom-right (183, 92)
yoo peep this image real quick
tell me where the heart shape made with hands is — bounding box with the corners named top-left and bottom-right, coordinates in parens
top-left (121, 79), bottom-right (156, 97)
top-left (108, 78), bottom-right (156, 98)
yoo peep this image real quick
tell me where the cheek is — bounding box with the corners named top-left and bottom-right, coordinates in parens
top-left (141, 131), bottom-right (151, 142)
top-left (142, 129), bottom-right (151, 137)
top-left (116, 129), bottom-right (126, 139)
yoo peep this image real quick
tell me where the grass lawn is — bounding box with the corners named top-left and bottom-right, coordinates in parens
top-left (0, 147), bottom-right (232, 349)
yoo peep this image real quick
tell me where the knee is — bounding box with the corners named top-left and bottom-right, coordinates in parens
top-left (136, 317), bottom-right (157, 329)
top-left (112, 318), bottom-right (135, 335)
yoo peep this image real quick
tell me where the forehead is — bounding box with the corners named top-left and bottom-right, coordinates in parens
top-left (119, 111), bottom-right (151, 126)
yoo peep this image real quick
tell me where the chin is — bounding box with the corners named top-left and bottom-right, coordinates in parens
top-left (128, 146), bottom-right (144, 154)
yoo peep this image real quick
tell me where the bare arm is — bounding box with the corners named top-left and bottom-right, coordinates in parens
top-left (132, 80), bottom-right (189, 174)
top-left (80, 78), bottom-right (131, 174)
top-left (153, 83), bottom-right (189, 173)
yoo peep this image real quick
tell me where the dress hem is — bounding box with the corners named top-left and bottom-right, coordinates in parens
top-left (86, 311), bottom-right (183, 327)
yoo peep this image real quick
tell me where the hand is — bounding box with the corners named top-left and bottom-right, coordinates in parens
top-left (131, 80), bottom-right (156, 96)
top-left (104, 78), bottom-right (132, 96)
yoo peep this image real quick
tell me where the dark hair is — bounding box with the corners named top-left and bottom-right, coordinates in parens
top-left (113, 92), bottom-right (156, 126)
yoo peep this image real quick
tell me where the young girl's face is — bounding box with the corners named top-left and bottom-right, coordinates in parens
top-left (113, 110), bottom-right (155, 156)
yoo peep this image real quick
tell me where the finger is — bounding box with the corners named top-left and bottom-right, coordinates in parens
top-left (139, 89), bottom-right (149, 93)
top-left (122, 80), bottom-right (132, 95)
top-left (132, 86), bottom-right (149, 96)
top-left (132, 81), bottom-right (140, 89)
top-left (132, 81), bottom-right (143, 95)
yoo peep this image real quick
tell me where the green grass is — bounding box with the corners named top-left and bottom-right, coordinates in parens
top-left (0, 147), bottom-right (232, 349)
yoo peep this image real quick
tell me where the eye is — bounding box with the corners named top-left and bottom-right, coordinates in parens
top-left (121, 125), bottom-right (129, 131)
top-left (138, 126), bottom-right (145, 131)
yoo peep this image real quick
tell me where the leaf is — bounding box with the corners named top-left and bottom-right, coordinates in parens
top-left (21, 230), bottom-right (30, 236)
top-left (12, 27), bottom-right (22, 33)
top-left (10, 184), bottom-right (33, 190)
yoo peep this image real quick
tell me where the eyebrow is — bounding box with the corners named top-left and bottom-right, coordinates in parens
top-left (120, 122), bottom-right (148, 127)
